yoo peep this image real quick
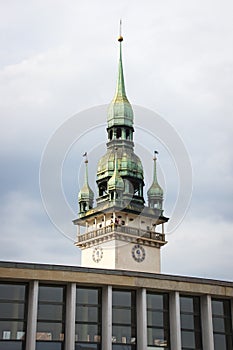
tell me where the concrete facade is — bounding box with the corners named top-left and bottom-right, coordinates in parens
top-left (0, 261), bottom-right (232, 350)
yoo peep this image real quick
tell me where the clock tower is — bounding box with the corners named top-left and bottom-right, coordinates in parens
top-left (73, 33), bottom-right (169, 273)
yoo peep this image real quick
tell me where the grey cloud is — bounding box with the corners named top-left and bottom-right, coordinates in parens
top-left (0, 0), bottom-right (233, 279)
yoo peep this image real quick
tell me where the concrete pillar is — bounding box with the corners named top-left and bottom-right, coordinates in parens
top-left (137, 288), bottom-right (147, 350)
top-left (102, 286), bottom-right (112, 350)
top-left (25, 280), bottom-right (39, 350)
top-left (201, 295), bottom-right (214, 350)
top-left (65, 283), bottom-right (76, 350)
top-left (169, 292), bottom-right (181, 350)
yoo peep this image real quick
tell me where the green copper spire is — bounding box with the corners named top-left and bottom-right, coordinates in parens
top-left (147, 151), bottom-right (163, 209)
top-left (107, 31), bottom-right (134, 128)
top-left (115, 39), bottom-right (126, 97)
top-left (78, 154), bottom-right (94, 213)
top-left (96, 26), bottom-right (145, 208)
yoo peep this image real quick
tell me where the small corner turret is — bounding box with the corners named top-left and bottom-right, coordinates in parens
top-left (147, 151), bottom-right (164, 210)
top-left (78, 153), bottom-right (94, 216)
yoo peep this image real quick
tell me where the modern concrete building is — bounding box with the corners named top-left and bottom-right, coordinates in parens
top-left (0, 33), bottom-right (232, 350)
top-left (0, 261), bottom-right (233, 350)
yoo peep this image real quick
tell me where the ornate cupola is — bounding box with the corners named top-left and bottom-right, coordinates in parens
top-left (78, 154), bottom-right (94, 215)
top-left (74, 27), bottom-right (169, 274)
top-left (147, 151), bottom-right (164, 210)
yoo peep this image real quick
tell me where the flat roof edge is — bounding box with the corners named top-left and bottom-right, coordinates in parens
top-left (0, 260), bottom-right (232, 288)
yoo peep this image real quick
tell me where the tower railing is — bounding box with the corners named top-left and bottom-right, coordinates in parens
top-left (76, 224), bottom-right (165, 243)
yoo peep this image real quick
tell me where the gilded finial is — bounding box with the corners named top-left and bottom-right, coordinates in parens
top-left (118, 19), bottom-right (123, 42)
top-left (153, 150), bottom-right (158, 160)
top-left (83, 152), bottom-right (88, 164)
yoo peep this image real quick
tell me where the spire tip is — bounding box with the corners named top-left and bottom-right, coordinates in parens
top-left (153, 150), bottom-right (158, 160)
top-left (83, 152), bottom-right (88, 163)
top-left (118, 19), bottom-right (123, 42)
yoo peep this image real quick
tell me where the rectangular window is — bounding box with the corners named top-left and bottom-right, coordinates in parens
top-left (180, 295), bottom-right (202, 350)
top-left (36, 285), bottom-right (66, 350)
top-left (212, 299), bottom-right (233, 350)
top-left (75, 287), bottom-right (101, 350)
top-left (0, 283), bottom-right (27, 350)
top-left (147, 292), bottom-right (170, 349)
top-left (112, 290), bottom-right (136, 350)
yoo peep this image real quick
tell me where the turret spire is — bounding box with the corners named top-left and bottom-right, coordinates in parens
top-left (147, 151), bottom-right (164, 210)
top-left (78, 153), bottom-right (94, 214)
top-left (116, 20), bottom-right (126, 98)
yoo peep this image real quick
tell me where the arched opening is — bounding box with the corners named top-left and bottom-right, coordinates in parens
top-left (109, 130), bottom-right (113, 140)
top-left (116, 128), bottom-right (122, 139)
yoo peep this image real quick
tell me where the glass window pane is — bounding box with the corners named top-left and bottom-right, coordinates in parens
top-left (0, 321), bottom-right (25, 340)
top-left (36, 322), bottom-right (64, 341)
top-left (0, 341), bottom-right (23, 350)
top-left (37, 304), bottom-right (63, 321)
top-left (112, 291), bottom-right (131, 307)
top-left (76, 289), bottom-right (99, 305)
top-left (214, 334), bottom-right (227, 350)
top-left (147, 311), bottom-right (164, 327)
top-left (76, 306), bottom-right (98, 323)
top-left (147, 327), bottom-right (169, 347)
top-left (112, 325), bottom-right (135, 343)
top-left (181, 331), bottom-right (195, 348)
top-left (38, 286), bottom-right (64, 302)
top-left (0, 284), bottom-right (25, 301)
top-left (181, 314), bottom-right (194, 330)
top-left (112, 308), bottom-right (132, 324)
top-left (75, 344), bottom-right (99, 350)
top-left (75, 324), bottom-right (100, 342)
top-left (112, 345), bottom-right (136, 350)
top-left (147, 294), bottom-right (164, 310)
top-left (213, 317), bottom-right (225, 332)
top-left (212, 300), bottom-right (224, 316)
top-left (180, 297), bottom-right (193, 313)
top-left (0, 303), bottom-right (25, 319)
top-left (36, 342), bottom-right (62, 350)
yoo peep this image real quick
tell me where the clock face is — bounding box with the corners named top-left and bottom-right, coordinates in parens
top-left (132, 244), bottom-right (145, 263)
top-left (92, 247), bottom-right (103, 263)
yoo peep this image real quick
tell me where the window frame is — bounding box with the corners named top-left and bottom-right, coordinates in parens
top-left (212, 298), bottom-right (233, 350)
top-left (36, 284), bottom-right (66, 348)
top-left (112, 289), bottom-right (136, 349)
top-left (75, 286), bottom-right (102, 348)
top-left (146, 291), bottom-right (170, 349)
top-left (180, 295), bottom-right (202, 350)
top-left (0, 282), bottom-right (28, 349)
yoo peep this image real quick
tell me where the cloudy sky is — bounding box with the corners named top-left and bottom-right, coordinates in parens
top-left (1, 0), bottom-right (233, 281)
